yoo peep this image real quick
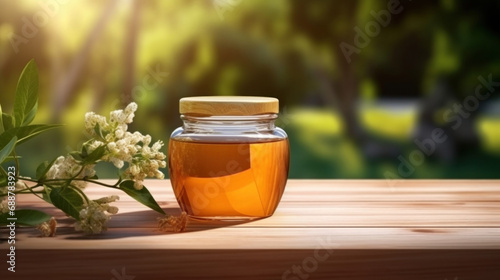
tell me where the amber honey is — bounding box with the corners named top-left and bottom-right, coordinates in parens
top-left (168, 138), bottom-right (289, 219)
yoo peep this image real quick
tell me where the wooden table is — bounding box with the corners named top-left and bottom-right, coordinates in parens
top-left (3, 180), bottom-right (500, 279)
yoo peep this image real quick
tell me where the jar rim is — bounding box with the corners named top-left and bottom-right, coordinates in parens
top-left (181, 114), bottom-right (278, 122)
top-left (179, 96), bottom-right (279, 116)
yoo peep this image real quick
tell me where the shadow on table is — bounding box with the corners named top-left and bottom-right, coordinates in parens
top-left (16, 203), bottom-right (258, 239)
top-left (62, 208), bottom-right (257, 240)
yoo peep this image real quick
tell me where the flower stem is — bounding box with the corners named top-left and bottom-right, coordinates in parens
top-left (17, 176), bottom-right (119, 189)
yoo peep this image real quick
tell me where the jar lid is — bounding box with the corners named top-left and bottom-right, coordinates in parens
top-left (180, 96), bottom-right (279, 116)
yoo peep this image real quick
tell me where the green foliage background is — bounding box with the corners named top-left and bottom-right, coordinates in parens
top-left (0, 0), bottom-right (499, 179)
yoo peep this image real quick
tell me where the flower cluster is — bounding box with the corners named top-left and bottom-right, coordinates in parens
top-left (46, 156), bottom-right (96, 189)
top-left (74, 195), bottom-right (119, 234)
top-left (0, 62), bottom-right (186, 237)
top-left (84, 102), bottom-right (167, 190)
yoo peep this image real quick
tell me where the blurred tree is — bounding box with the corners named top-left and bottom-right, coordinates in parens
top-left (415, 0), bottom-right (500, 161)
top-left (51, 0), bottom-right (120, 120)
top-left (122, 0), bottom-right (141, 106)
top-left (289, 0), bottom-right (362, 139)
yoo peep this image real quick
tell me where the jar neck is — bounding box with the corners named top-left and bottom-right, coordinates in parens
top-left (181, 114), bottom-right (277, 133)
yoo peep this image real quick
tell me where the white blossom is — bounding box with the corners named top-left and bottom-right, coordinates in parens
top-left (84, 112), bottom-right (108, 135)
top-left (15, 181), bottom-right (27, 191)
top-left (82, 103), bottom-right (167, 190)
top-left (94, 195), bottom-right (120, 204)
top-left (74, 201), bottom-right (110, 235)
top-left (53, 102), bottom-right (166, 193)
top-left (46, 156), bottom-right (96, 189)
top-left (110, 157), bottom-right (124, 169)
top-left (74, 196), bottom-right (119, 235)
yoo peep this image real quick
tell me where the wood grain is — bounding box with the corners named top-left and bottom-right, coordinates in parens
top-left (2, 180), bottom-right (500, 279)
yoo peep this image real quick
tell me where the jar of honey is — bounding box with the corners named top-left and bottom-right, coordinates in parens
top-left (168, 96), bottom-right (289, 220)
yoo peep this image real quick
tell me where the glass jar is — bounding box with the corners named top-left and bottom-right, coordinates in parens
top-left (168, 96), bottom-right (289, 220)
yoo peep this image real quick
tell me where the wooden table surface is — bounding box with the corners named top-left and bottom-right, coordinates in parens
top-left (3, 180), bottom-right (500, 279)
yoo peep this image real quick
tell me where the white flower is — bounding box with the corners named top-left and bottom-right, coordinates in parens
top-left (110, 158), bottom-right (124, 169)
top-left (124, 102), bottom-right (137, 123)
top-left (129, 165), bottom-right (140, 176)
top-left (133, 180), bottom-right (144, 190)
top-left (143, 135), bottom-right (152, 146)
top-left (107, 206), bottom-right (119, 214)
top-left (109, 102), bottom-right (137, 126)
top-left (107, 142), bottom-right (118, 153)
top-left (94, 195), bottom-right (120, 204)
top-left (124, 102), bottom-right (138, 115)
top-left (75, 202), bottom-right (109, 234)
top-left (152, 141), bottom-right (163, 152)
top-left (74, 195), bottom-right (119, 234)
top-left (115, 129), bottom-right (125, 138)
top-left (15, 181), bottom-right (27, 191)
top-left (46, 155), bottom-right (96, 189)
top-left (155, 170), bottom-right (165, 179)
top-left (69, 103), bottom-right (167, 190)
top-left (84, 112), bottom-right (108, 135)
top-left (110, 110), bottom-right (125, 124)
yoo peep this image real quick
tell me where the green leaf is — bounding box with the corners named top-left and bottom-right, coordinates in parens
top-left (13, 59), bottom-right (39, 127)
top-left (119, 180), bottom-right (165, 214)
top-left (0, 136), bottom-right (17, 164)
top-left (0, 127), bottom-right (17, 146)
top-left (93, 123), bottom-right (105, 140)
top-left (69, 151), bottom-right (83, 161)
top-left (0, 105), bottom-right (3, 134)
top-left (2, 113), bottom-right (14, 131)
top-left (0, 125), bottom-right (62, 154)
top-left (81, 144), bottom-right (88, 157)
top-left (81, 144), bottom-right (106, 165)
top-left (15, 124), bottom-right (62, 145)
top-left (36, 158), bottom-right (56, 180)
top-left (49, 187), bottom-right (85, 220)
top-left (0, 209), bottom-right (51, 226)
top-left (0, 167), bottom-right (7, 187)
top-left (22, 100), bottom-right (38, 126)
top-left (42, 185), bottom-right (52, 203)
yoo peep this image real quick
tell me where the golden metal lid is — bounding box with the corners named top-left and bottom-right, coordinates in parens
top-left (179, 96), bottom-right (279, 116)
